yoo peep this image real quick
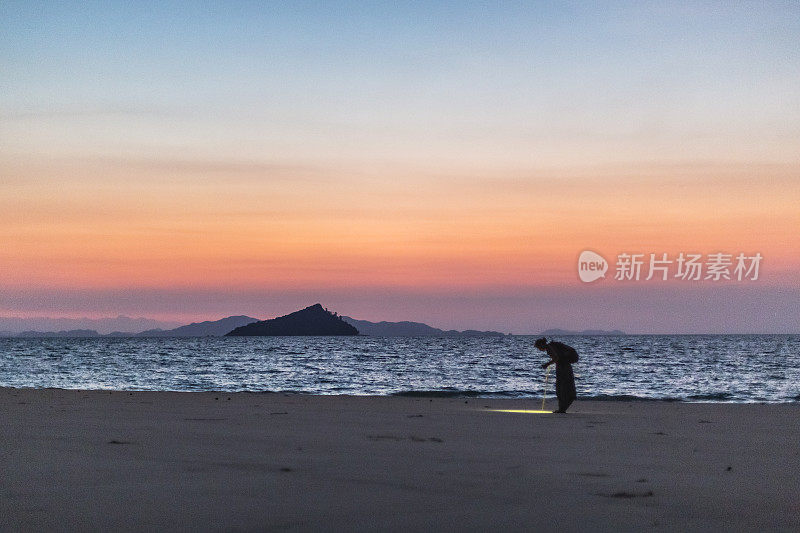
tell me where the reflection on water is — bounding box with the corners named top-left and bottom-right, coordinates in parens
top-left (1, 335), bottom-right (798, 402)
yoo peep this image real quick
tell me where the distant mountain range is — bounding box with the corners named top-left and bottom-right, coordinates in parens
top-left (0, 315), bottom-right (181, 335)
top-left (227, 304), bottom-right (358, 336)
top-left (16, 329), bottom-right (102, 338)
top-left (0, 307), bottom-right (623, 337)
top-left (135, 316), bottom-right (258, 337)
top-left (2, 316), bottom-right (259, 338)
top-left (539, 328), bottom-right (626, 336)
top-left (342, 317), bottom-right (506, 337)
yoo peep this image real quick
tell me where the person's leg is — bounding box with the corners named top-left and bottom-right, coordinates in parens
top-left (554, 374), bottom-right (567, 413)
top-left (561, 396), bottom-right (574, 412)
top-left (560, 365), bottom-right (576, 412)
top-left (553, 366), bottom-right (576, 413)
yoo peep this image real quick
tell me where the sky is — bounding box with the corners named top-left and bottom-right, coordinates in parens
top-left (1, 1), bottom-right (799, 333)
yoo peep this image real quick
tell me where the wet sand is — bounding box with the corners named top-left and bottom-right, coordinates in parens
top-left (2, 388), bottom-right (799, 532)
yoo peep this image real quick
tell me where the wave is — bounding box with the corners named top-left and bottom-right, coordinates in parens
top-left (391, 389), bottom-right (523, 398)
top-left (686, 392), bottom-right (734, 401)
top-left (391, 390), bottom-right (684, 401)
top-left (579, 393), bottom-right (681, 402)
top-left (392, 390), bottom-right (710, 401)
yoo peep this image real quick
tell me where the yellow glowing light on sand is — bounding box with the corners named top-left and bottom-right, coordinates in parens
top-left (486, 409), bottom-right (552, 414)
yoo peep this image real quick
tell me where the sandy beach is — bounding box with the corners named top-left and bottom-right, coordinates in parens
top-left (1, 388), bottom-right (798, 532)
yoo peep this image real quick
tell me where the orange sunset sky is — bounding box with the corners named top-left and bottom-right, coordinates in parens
top-left (1, 2), bottom-right (798, 333)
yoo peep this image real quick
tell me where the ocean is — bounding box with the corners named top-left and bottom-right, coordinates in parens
top-left (1, 335), bottom-right (798, 402)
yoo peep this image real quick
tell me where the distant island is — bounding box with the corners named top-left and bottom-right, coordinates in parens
top-left (226, 304), bottom-right (358, 336)
top-left (342, 317), bottom-right (506, 337)
top-left (539, 328), bottom-right (626, 336)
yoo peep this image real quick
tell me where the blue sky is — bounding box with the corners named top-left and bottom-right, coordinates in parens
top-left (4, 1), bottom-right (798, 166)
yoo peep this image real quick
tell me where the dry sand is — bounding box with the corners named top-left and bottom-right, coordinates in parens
top-left (1, 387), bottom-right (799, 532)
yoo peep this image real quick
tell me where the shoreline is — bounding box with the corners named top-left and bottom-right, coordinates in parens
top-left (3, 386), bottom-right (798, 404)
top-left (3, 388), bottom-right (799, 531)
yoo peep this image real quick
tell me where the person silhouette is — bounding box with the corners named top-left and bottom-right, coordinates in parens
top-left (535, 337), bottom-right (578, 413)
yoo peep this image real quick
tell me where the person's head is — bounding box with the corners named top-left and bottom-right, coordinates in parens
top-left (534, 337), bottom-right (548, 351)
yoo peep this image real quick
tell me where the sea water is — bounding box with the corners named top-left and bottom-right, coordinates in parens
top-left (0, 335), bottom-right (798, 402)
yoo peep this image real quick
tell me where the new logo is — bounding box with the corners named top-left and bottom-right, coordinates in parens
top-left (578, 250), bottom-right (608, 282)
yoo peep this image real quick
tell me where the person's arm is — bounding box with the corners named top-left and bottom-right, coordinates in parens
top-left (540, 344), bottom-right (558, 369)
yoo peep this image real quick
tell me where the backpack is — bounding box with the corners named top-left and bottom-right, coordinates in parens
top-left (551, 341), bottom-right (579, 363)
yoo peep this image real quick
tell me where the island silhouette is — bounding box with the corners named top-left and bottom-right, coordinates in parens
top-left (225, 304), bottom-right (359, 336)
top-left (341, 316), bottom-right (505, 336)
